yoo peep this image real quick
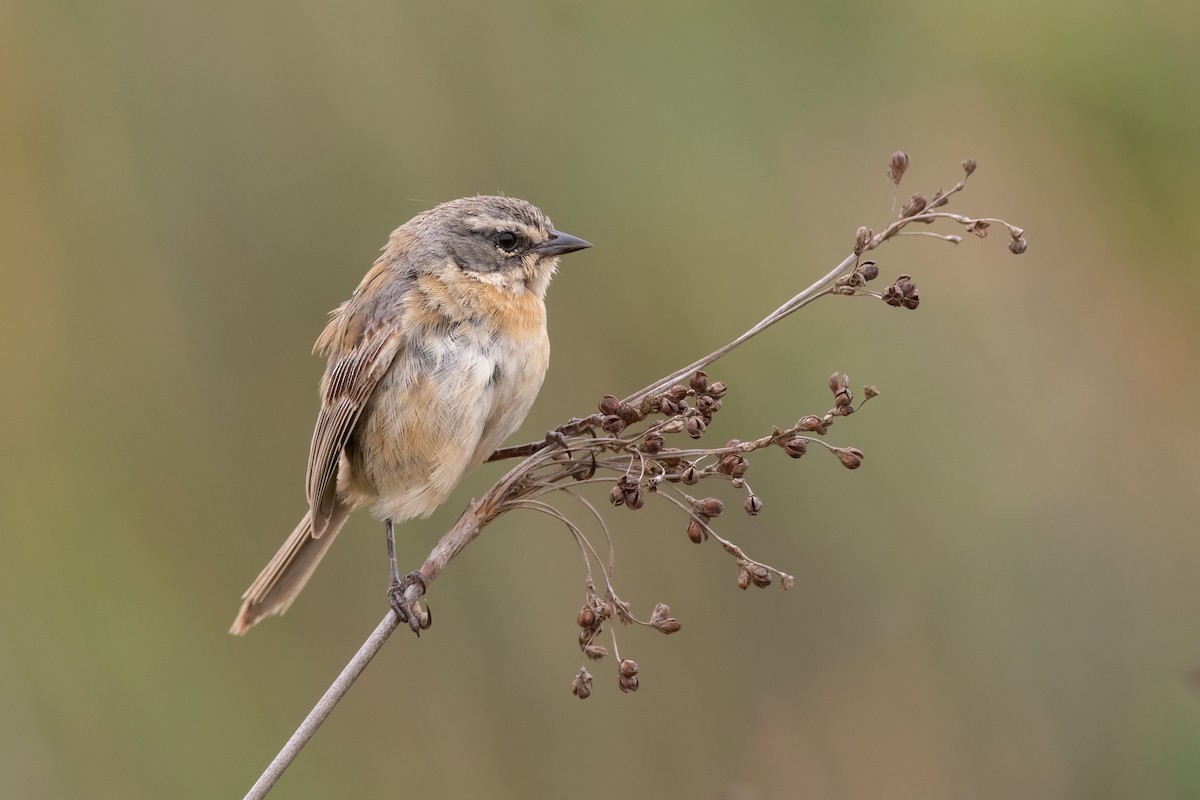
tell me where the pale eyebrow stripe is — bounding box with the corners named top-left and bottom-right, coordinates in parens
top-left (467, 216), bottom-right (541, 240)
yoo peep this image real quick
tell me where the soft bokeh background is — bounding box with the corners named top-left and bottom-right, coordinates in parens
top-left (3, 1), bottom-right (1199, 798)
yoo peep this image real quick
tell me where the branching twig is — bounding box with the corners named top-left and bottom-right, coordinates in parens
top-left (243, 153), bottom-right (1026, 799)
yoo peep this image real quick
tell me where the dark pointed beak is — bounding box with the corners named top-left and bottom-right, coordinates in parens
top-left (533, 229), bottom-right (592, 257)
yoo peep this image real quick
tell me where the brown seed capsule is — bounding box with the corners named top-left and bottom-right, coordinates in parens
top-left (619, 659), bottom-right (639, 678)
top-left (572, 668), bottom-right (593, 699)
top-left (962, 158), bottom-right (977, 176)
top-left (655, 617), bottom-right (682, 634)
top-left (696, 395), bottom-right (717, 413)
top-left (887, 150), bottom-right (909, 185)
top-left (708, 381), bottom-right (727, 398)
top-left (583, 644), bottom-right (607, 661)
top-left (730, 477), bottom-right (746, 489)
top-left (599, 394), bottom-right (620, 415)
top-left (686, 518), bottom-right (705, 543)
top-left (900, 194), bottom-right (927, 217)
top-left (744, 495), bottom-right (763, 515)
top-left (858, 261), bottom-right (879, 282)
top-left (719, 454), bottom-right (740, 475)
top-left (730, 460), bottom-right (748, 479)
top-left (689, 371), bottom-right (709, 393)
top-left (1009, 235), bottom-right (1028, 254)
top-left (967, 219), bottom-right (990, 238)
top-left (660, 398), bottom-right (681, 416)
top-left (669, 385), bottom-right (689, 402)
top-left (782, 437), bottom-right (808, 458)
top-left (797, 415), bottom-right (823, 432)
top-left (696, 497), bottom-right (724, 517)
top-left (616, 403), bottom-right (641, 424)
top-left (855, 226), bottom-right (871, 254)
top-left (835, 447), bottom-right (864, 469)
top-left (685, 416), bottom-right (707, 439)
top-left (578, 607), bottom-right (595, 628)
top-left (749, 564), bottom-right (772, 588)
top-left (619, 675), bottom-right (639, 693)
top-left (601, 415), bottom-right (626, 435)
top-left (609, 484), bottom-right (626, 506)
top-left (902, 291), bottom-right (920, 310)
top-left (624, 487), bottom-right (645, 510)
top-left (681, 465), bottom-right (700, 485)
top-left (641, 433), bottom-right (665, 453)
top-left (863, 385), bottom-right (880, 398)
top-left (737, 564), bottom-right (751, 590)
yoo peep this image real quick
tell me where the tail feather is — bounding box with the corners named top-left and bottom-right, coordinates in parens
top-left (230, 504), bottom-right (351, 635)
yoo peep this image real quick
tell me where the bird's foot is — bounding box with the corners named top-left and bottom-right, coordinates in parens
top-left (388, 571), bottom-right (432, 634)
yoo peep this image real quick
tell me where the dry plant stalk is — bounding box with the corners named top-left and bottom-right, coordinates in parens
top-left (244, 153), bottom-right (1026, 799)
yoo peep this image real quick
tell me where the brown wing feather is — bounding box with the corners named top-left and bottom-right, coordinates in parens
top-left (305, 262), bottom-right (409, 536)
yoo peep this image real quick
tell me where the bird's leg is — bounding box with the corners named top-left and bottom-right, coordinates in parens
top-left (385, 518), bottom-right (431, 634)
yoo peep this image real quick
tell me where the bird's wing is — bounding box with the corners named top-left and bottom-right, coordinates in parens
top-left (304, 264), bottom-right (408, 537)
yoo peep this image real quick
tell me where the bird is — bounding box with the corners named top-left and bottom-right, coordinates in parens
top-left (230, 196), bottom-right (591, 635)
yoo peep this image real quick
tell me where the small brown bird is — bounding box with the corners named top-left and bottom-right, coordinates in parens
top-left (231, 196), bottom-right (590, 635)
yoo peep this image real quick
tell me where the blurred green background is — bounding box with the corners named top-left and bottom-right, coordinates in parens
top-left (3, 1), bottom-right (1199, 798)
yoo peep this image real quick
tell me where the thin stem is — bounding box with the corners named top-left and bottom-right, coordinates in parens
top-left (244, 612), bottom-right (400, 800)
top-left (621, 253), bottom-right (857, 402)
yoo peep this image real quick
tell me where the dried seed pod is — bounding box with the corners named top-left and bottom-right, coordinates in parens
top-left (609, 484), bottom-right (626, 506)
top-left (681, 465), bottom-right (700, 485)
top-left (744, 495), bottom-right (763, 515)
top-left (900, 193), bottom-right (927, 217)
top-left (583, 644), bottom-right (607, 661)
top-left (668, 385), bottom-right (689, 402)
top-left (616, 402), bottom-right (641, 424)
top-left (686, 518), bottom-right (705, 543)
top-left (858, 261), bottom-right (879, 282)
top-left (887, 151), bottom-right (909, 185)
top-left (598, 395), bottom-right (620, 415)
top-left (835, 447), bottom-right (864, 469)
top-left (708, 381), bottom-right (727, 398)
top-left (619, 659), bottom-right (639, 678)
top-left (572, 668), bottom-right (593, 699)
top-left (695, 497), bottom-right (724, 517)
top-left (749, 564), bottom-right (772, 588)
top-left (689, 371), bottom-right (709, 393)
top-left (660, 398), bottom-right (681, 416)
top-left (685, 416), bottom-right (707, 439)
top-left (962, 158), bottom-right (977, 176)
top-left (601, 415), bottom-right (626, 435)
top-left (649, 603), bottom-right (682, 634)
top-left (854, 226), bottom-right (871, 254)
top-left (697, 395), bottom-right (717, 413)
top-left (1009, 235), bottom-right (1028, 254)
top-left (863, 385), bottom-right (880, 398)
top-left (967, 219), bottom-right (990, 238)
top-left (618, 675), bottom-right (639, 693)
top-left (624, 487), bottom-right (645, 510)
top-left (577, 606), bottom-right (595, 628)
top-left (797, 415), bottom-right (823, 432)
top-left (736, 564), bottom-right (752, 590)
top-left (719, 454), bottom-right (740, 475)
top-left (641, 432), bottom-right (665, 453)
top-left (781, 437), bottom-right (808, 458)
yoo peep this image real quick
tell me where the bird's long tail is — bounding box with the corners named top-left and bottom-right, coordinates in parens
top-left (230, 504), bottom-right (351, 635)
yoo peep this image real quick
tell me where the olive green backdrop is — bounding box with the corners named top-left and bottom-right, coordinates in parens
top-left (3, 1), bottom-right (1199, 798)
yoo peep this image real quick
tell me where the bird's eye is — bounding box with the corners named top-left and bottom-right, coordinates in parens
top-left (496, 231), bottom-right (518, 252)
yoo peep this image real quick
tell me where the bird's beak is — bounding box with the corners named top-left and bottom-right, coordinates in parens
top-left (533, 229), bottom-right (592, 257)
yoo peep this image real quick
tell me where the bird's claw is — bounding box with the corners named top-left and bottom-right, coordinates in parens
top-left (388, 571), bottom-right (432, 634)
